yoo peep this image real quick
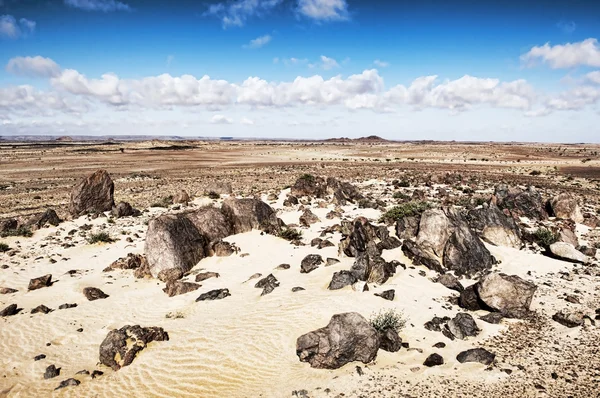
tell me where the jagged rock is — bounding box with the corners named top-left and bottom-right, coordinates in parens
top-left (173, 190), bottom-right (190, 205)
top-left (395, 215), bottom-right (421, 240)
top-left (83, 287), bottom-right (109, 301)
top-left (195, 272), bottom-right (220, 282)
top-left (184, 207), bottom-right (233, 248)
top-left (221, 198), bottom-right (282, 235)
top-left (318, 240), bottom-right (335, 249)
top-left (99, 325), bottom-right (169, 370)
top-left (467, 204), bottom-right (522, 248)
top-left (401, 240), bottom-right (443, 273)
top-left (459, 284), bottom-right (485, 311)
top-left (145, 213), bottom-right (206, 278)
top-left (549, 242), bottom-right (589, 263)
top-left (28, 274), bottom-right (52, 290)
top-left (477, 273), bottom-right (537, 318)
top-left (326, 258), bottom-right (340, 266)
top-left (112, 201), bottom-right (137, 218)
top-left (292, 287), bottom-right (305, 292)
top-left (55, 378), bottom-right (80, 390)
top-left (328, 271), bottom-right (357, 290)
top-left (416, 209), bottom-right (452, 257)
top-left (157, 268), bottom-right (184, 283)
top-left (275, 264), bottom-right (291, 270)
top-left (25, 209), bottom-right (61, 230)
top-left (44, 365), bottom-right (60, 379)
top-left (0, 304), bottom-right (19, 317)
top-left (311, 238), bottom-right (322, 247)
top-left (549, 193), bottom-right (584, 223)
top-left (436, 274), bottom-right (463, 292)
top-left (494, 184), bottom-right (547, 220)
top-left (69, 169), bottom-right (115, 217)
top-left (163, 281), bottom-right (201, 297)
top-left (283, 195), bottom-right (299, 207)
top-left (374, 289), bottom-right (395, 301)
top-left (446, 313), bottom-right (479, 340)
top-left (291, 175), bottom-right (327, 198)
top-left (480, 313), bottom-right (504, 324)
top-left (255, 274), bottom-right (280, 296)
top-left (301, 254), bottom-right (323, 273)
top-left (456, 348), bottom-right (495, 365)
top-left (423, 353), bottom-right (444, 367)
top-left (0, 218), bottom-right (18, 233)
top-left (378, 328), bottom-right (402, 352)
top-left (299, 209), bottom-right (320, 227)
top-left (327, 177), bottom-right (363, 205)
top-left (58, 303), bottom-right (77, 310)
top-left (552, 310), bottom-right (584, 328)
top-left (0, 287), bottom-right (18, 294)
top-left (105, 253), bottom-right (148, 276)
top-left (196, 289), bottom-right (231, 301)
top-left (296, 312), bottom-right (380, 369)
top-left (31, 305), bottom-right (52, 314)
top-left (34, 354), bottom-right (46, 361)
top-left (424, 316), bottom-right (450, 332)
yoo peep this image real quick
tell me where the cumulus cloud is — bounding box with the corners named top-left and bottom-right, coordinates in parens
top-left (585, 71), bottom-right (600, 85)
top-left (244, 34), bottom-right (271, 49)
top-left (373, 60), bottom-right (389, 68)
top-left (0, 85), bottom-right (86, 116)
top-left (0, 15), bottom-right (35, 39)
top-left (6, 56), bottom-right (62, 78)
top-left (204, 0), bottom-right (283, 28)
top-left (297, 0), bottom-right (349, 21)
top-left (64, 0), bottom-right (131, 12)
top-left (521, 38), bottom-right (600, 69)
top-left (211, 114), bottom-right (233, 124)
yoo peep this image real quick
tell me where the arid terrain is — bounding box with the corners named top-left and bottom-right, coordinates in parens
top-left (1, 139), bottom-right (600, 397)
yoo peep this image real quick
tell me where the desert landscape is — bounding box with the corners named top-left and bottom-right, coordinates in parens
top-left (1, 138), bottom-right (600, 397)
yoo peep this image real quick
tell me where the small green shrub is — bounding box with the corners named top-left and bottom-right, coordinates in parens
top-left (397, 180), bottom-right (410, 188)
top-left (534, 228), bottom-right (558, 247)
top-left (88, 232), bottom-right (114, 244)
top-left (393, 191), bottom-right (410, 200)
top-left (298, 173), bottom-right (315, 182)
top-left (165, 311), bottom-right (185, 319)
top-left (370, 309), bottom-right (407, 333)
top-left (0, 242), bottom-right (10, 252)
top-left (379, 201), bottom-right (432, 223)
top-left (0, 226), bottom-right (33, 238)
top-left (278, 228), bottom-right (303, 241)
top-left (150, 195), bottom-right (173, 208)
top-left (529, 170), bottom-right (542, 176)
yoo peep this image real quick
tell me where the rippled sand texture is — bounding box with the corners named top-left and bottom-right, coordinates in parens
top-left (0, 188), bottom-right (576, 397)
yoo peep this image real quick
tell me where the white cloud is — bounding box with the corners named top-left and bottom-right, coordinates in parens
top-left (521, 38), bottom-right (600, 69)
top-left (211, 114), bottom-right (233, 124)
top-left (240, 117), bottom-right (254, 125)
top-left (244, 34), bottom-right (271, 49)
top-left (374, 60), bottom-right (389, 68)
top-left (64, 0), bottom-right (131, 12)
top-left (297, 0), bottom-right (349, 21)
top-left (320, 55), bottom-right (339, 70)
top-left (0, 15), bottom-right (35, 39)
top-left (204, 0), bottom-right (283, 28)
top-left (584, 71), bottom-right (600, 85)
top-left (6, 56), bottom-right (62, 78)
top-left (0, 85), bottom-right (86, 116)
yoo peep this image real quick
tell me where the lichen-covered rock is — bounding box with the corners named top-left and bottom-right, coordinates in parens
top-left (477, 273), bottom-right (537, 318)
top-left (549, 193), bottom-right (584, 223)
top-left (25, 209), bottom-right (62, 230)
top-left (184, 207), bottom-right (233, 246)
top-left (69, 170), bottom-right (115, 217)
top-left (467, 204), bottom-right (522, 248)
top-left (99, 325), bottom-right (169, 370)
top-left (221, 198), bottom-right (282, 235)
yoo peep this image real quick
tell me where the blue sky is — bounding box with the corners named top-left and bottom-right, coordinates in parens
top-left (1, 0), bottom-right (600, 141)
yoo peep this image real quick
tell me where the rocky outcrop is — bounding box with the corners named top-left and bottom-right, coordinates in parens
top-left (221, 198), bottom-right (282, 235)
top-left (99, 325), bottom-right (169, 370)
top-left (467, 204), bottom-right (522, 248)
top-left (184, 207), bottom-right (233, 246)
top-left (549, 242), bottom-right (589, 263)
top-left (423, 353), bottom-right (444, 367)
top-left (291, 175), bottom-right (327, 198)
top-left (395, 215), bottom-right (421, 240)
top-left (327, 177), bottom-right (363, 205)
top-left (493, 185), bottom-right (547, 220)
top-left (477, 273), bottom-right (537, 318)
top-left (296, 312), bottom-right (380, 369)
top-left (144, 214), bottom-right (206, 278)
top-left (69, 170), bottom-right (115, 217)
top-left (549, 193), bottom-right (584, 223)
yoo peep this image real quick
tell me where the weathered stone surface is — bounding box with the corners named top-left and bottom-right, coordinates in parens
top-left (55, 378), bottom-right (80, 390)
top-left (436, 274), bottom-right (464, 292)
top-left (0, 304), bottom-right (19, 317)
top-left (184, 207), bottom-right (233, 247)
top-left (328, 271), bottom-right (357, 290)
top-left (327, 177), bottom-right (363, 205)
top-left (31, 305), bottom-right (52, 314)
top-left (163, 281), bottom-right (201, 297)
top-left (549, 242), bottom-right (589, 263)
top-left (549, 193), bottom-right (584, 223)
top-left (301, 254), bottom-right (323, 273)
top-left (299, 209), bottom-right (320, 227)
top-left (494, 185), bottom-right (547, 220)
top-left (0, 218), bottom-right (18, 233)
top-left (69, 170), bottom-right (115, 217)
top-left (173, 190), bottom-right (190, 204)
top-left (459, 284), bottom-right (484, 311)
top-left (157, 268), bottom-right (184, 283)
top-left (145, 214), bottom-right (206, 278)
top-left (326, 258), bottom-right (340, 266)
top-left (28, 274), bottom-right (52, 291)
top-left (416, 209), bottom-right (452, 257)
top-left (378, 328), bottom-right (402, 352)
top-left (221, 198), bottom-right (282, 235)
top-left (446, 313), bottom-right (479, 340)
top-left (467, 204), bottom-right (522, 248)
top-left (25, 209), bottom-right (61, 230)
top-left (374, 289), bottom-right (395, 301)
top-left (0, 287), bottom-right (18, 294)
top-left (195, 288), bottom-right (231, 301)
top-left (255, 274), bottom-right (279, 296)
top-left (83, 287), bottom-right (109, 301)
top-left (480, 312), bottom-right (504, 324)
top-left (296, 312), bottom-right (380, 369)
top-left (291, 175), bottom-right (327, 198)
top-left (477, 273), bottom-right (537, 318)
top-left (195, 272), bottom-right (220, 282)
top-left (423, 353), bottom-right (444, 367)
top-left (402, 240), bottom-right (443, 273)
top-left (212, 240), bottom-right (237, 257)
top-left (105, 253), bottom-right (151, 278)
top-left (395, 215), bottom-right (421, 240)
top-left (44, 365), bottom-right (60, 379)
top-left (552, 310), bottom-right (584, 328)
top-left (456, 348), bottom-right (495, 365)
top-left (99, 325), bottom-right (169, 370)
top-left (112, 201), bottom-right (137, 218)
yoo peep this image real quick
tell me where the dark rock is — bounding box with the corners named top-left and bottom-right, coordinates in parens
top-left (105, 253), bottom-right (150, 279)
top-left (325, 258), bottom-right (340, 266)
top-left (318, 239), bottom-right (335, 249)
top-left (75, 370), bottom-right (89, 375)
top-left (291, 287), bottom-right (305, 292)
top-left (433, 342), bottom-right (446, 349)
top-left (195, 272), bottom-right (220, 282)
top-left (195, 289), bottom-right (231, 301)
top-left (0, 218), bottom-right (18, 233)
top-left (0, 287), bottom-right (18, 294)
top-left (328, 270), bottom-right (357, 290)
top-left (291, 175), bottom-right (327, 198)
top-left (91, 370), bottom-right (104, 379)
top-left (212, 240), bottom-right (237, 257)
top-left (458, 284), bottom-right (485, 311)
top-left (300, 254), bottom-right (323, 273)
top-left (402, 240), bottom-right (443, 273)
top-left (34, 354), bottom-right (46, 361)
top-left (221, 198), bottom-right (282, 235)
top-left (55, 378), bottom-right (80, 390)
top-left (436, 274), bottom-right (464, 292)
top-left (466, 204), bottom-right (522, 248)
top-left (446, 313), bottom-right (479, 340)
top-left (494, 185), bottom-right (547, 220)
top-left (311, 238), bottom-right (322, 247)
top-left (31, 305), bottom-right (53, 314)
top-left (58, 303), bottom-right (77, 310)
top-left (112, 201), bottom-right (137, 218)
top-left (327, 177), bottom-right (363, 205)
top-left (477, 273), bottom-right (537, 318)
top-left (296, 312), bottom-right (380, 369)
top-left (456, 348), bottom-right (495, 365)
top-left (28, 274), bottom-right (53, 290)
top-left (378, 328), bottom-right (402, 352)
top-left (163, 281), bottom-right (202, 297)
top-left (157, 268), bottom-right (184, 283)
top-left (552, 311), bottom-right (584, 328)
top-left (299, 209), bottom-right (320, 227)
top-left (69, 169), bottom-right (115, 217)
top-left (0, 303), bottom-right (19, 317)
top-left (184, 206), bottom-right (233, 248)
top-left (480, 312), bottom-right (504, 324)
top-left (144, 213), bottom-right (206, 278)
top-left (255, 274), bottom-right (280, 296)
top-left (424, 316), bottom-right (450, 332)
top-left (25, 209), bottom-right (62, 230)
top-left (99, 325), bottom-right (169, 370)
top-left (44, 364), bottom-right (60, 379)
top-left (423, 353), bottom-right (444, 367)
top-left (374, 289), bottom-right (395, 301)
top-left (275, 264), bottom-right (291, 270)
top-left (395, 215), bottom-right (421, 240)
top-left (83, 287), bottom-right (109, 301)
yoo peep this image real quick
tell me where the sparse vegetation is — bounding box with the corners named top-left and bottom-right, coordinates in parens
top-left (370, 309), bottom-right (407, 333)
top-left (0, 242), bottom-right (10, 252)
top-left (396, 180), bottom-right (410, 188)
top-left (207, 191), bottom-right (220, 199)
top-left (278, 228), bottom-right (303, 241)
top-left (87, 232), bottom-right (115, 244)
top-left (166, 311), bottom-right (185, 319)
top-left (298, 173), bottom-right (315, 182)
top-left (393, 191), bottom-right (410, 201)
top-left (379, 201), bottom-right (432, 223)
top-left (0, 226), bottom-right (33, 238)
top-left (534, 228), bottom-right (558, 247)
top-left (530, 170), bottom-right (542, 176)
top-left (151, 195), bottom-right (173, 208)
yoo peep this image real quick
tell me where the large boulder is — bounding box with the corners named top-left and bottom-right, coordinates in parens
top-left (184, 207), bottom-right (233, 246)
top-left (221, 198), bottom-right (282, 235)
top-left (477, 273), bottom-right (537, 318)
top-left (445, 313), bottom-right (479, 340)
top-left (467, 204), bottom-right (522, 248)
top-left (99, 325), bottom-right (169, 370)
top-left (494, 185), bottom-right (547, 220)
top-left (328, 270), bottom-right (358, 290)
top-left (69, 170), bottom-right (115, 217)
top-left (291, 175), bottom-right (327, 198)
top-left (296, 312), bottom-right (380, 369)
top-left (442, 221), bottom-right (496, 277)
top-left (395, 215), bottom-right (421, 240)
top-left (112, 201), bottom-right (137, 218)
top-left (205, 181), bottom-right (233, 195)
top-left (456, 348), bottom-right (495, 365)
top-left (549, 193), bottom-right (584, 223)
top-left (549, 242), bottom-right (589, 263)
top-left (416, 209), bottom-right (452, 257)
top-left (327, 177), bottom-right (363, 205)
top-left (144, 214), bottom-right (206, 278)
top-left (25, 209), bottom-right (61, 230)
top-left (401, 240), bottom-right (443, 273)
